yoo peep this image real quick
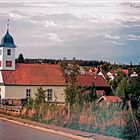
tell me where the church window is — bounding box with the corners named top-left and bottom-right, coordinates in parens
top-left (46, 89), bottom-right (53, 102)
top-left (26, 89), bottom-right (31, 99)
top-left (7, 49), bottom-right (11, 55)
top-left (6, 61), bottom-right (12, 67)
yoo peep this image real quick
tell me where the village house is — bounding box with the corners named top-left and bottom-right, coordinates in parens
top-left (107, 71), bottom-right (115, 81)
top-left (78, 74), bottom-right (111, 97)
top-left (98, 70), bottom-right (110, 81)
top-left (0, 29), bottom-right (66, 102)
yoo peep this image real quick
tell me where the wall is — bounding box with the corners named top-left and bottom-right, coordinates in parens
top-left (0, 86), bottom-right (5, 99)
top-left (4, 85), bottom-right (66, 103)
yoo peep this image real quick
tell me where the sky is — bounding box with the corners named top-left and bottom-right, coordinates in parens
top-left (0, 0), bottom-right (140, 64)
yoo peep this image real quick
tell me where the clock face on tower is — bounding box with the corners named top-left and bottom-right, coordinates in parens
top-left (6, 61), bottom-right (12, 67)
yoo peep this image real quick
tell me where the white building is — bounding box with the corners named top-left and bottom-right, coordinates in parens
top-left (0, 29), bottom-right (66, 103)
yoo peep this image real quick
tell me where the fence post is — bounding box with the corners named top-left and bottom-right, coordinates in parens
top-left (128, 100), bottom-right (137, 132)
top-left (67, 102), bottom-right (70, 120)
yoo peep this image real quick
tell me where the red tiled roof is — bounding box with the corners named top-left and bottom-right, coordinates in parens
top-left (2, 63), bottom-right (66, 86)
top-left (78, 75), bottom-right (110, 87)
top-left (122, 69), bottom-right (129, 75)
top-left (117, 69), bottom-right (128, 75)
top-left (103, 96), bottom-right (122, 103)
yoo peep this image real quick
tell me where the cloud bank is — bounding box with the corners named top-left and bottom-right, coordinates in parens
top-left (0, 0), bottom-right (139, 64)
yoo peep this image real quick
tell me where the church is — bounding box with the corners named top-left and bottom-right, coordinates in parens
top-left (0, 28), bottom-right (66, 103)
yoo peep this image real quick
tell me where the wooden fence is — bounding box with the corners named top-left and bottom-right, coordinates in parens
top-left (0, 104), bottom-right (22, 113)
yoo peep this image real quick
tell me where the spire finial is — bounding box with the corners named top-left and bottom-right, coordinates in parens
top-left (7, 19), bottom-right (10, 32)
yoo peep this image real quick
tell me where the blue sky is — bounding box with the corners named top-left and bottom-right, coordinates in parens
top-left (0, 0), bottom-right (140, 64)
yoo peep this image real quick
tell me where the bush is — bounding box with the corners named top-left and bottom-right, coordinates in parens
top-left (68, 122), bottom-right (80, 130)
top-left (104, 125), bottom-right (123, 138)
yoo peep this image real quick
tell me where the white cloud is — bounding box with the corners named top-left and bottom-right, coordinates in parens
top-left (47, 33), bottom-right (63, 42)
top-left (128, 34), bottom-right (140, 40)
top-left (87, 33), bottom-right (120, 40)
top-left (104, 40), bottom-right (124, 45)
top-left (104, 33), bottom-right (120, 40)
top-left (42, 20), bottom-right (56, 27)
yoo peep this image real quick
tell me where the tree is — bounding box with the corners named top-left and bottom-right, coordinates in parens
top-left (35, 87), bottom-right (46, 105)
top-left (126, 77), bottom-right (140, 110)
top-left (101, 63), bottom-right (109, 72)
top-left (109, 70), bottom-right (127, 91)
top-left (116, 77), bottom-right (128, 98)
top-left (61, 62), bottom-right (81, 105)
top-left (34, 87), bottom-right (47, 117)
top-left (16, 53), bottom-right (24, 63)
top-left (65, 85), bottom-right (82, 105)
top-left (82, 86), bottom-right (97, 103)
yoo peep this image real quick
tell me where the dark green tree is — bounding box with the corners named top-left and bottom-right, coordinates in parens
top-left (16, 53), bottom-right (24, 63)
top-left (126, 77), bottom-right (140, 109)
top-left (61, 62), bottom-right (81, 105)
top-left (82, 86), bottom-right (97, 102)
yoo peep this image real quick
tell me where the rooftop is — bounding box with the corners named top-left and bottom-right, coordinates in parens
top-left (0, 30), bottom-right (16, 48)
top-left (1, 63), bottom-right (66, 86)
top-left (78, 75), bottom-right (110, 87)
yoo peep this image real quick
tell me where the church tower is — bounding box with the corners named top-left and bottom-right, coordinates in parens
top-left (0, 20), bottom-right (17, 70)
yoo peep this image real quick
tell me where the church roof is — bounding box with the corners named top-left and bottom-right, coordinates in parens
top-left (0, 30), bottom-right (16, 48)
top-left (1, 63), bottom-right (66, 86)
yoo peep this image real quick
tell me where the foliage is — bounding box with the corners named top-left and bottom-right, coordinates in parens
top-left (109, 70), bottom-right (127, 91)
top-left (35, 87), bottom-right (46, 106)
top-left (109, 79), bottom-right (118, 90)
top-left (25, 98), bottom-right (34, 110)
top-left (65, 84), bottom-right (78, 105)
top-left (21, 98), bottom-right (140, 140)
top-left (101, 63), bottom-right (110, 72)
top-left (61, 61), bottom-right (79, 83)
top-left (16, 53), bottom-right (24, 63)
top-left (68, 122), bottom-right (80, 130)
top-left (62, 61), bottom-right (98, 105)
top-left (34, 87), bottom-right (47, 117)
top-left (116, 77), bottom-right (128, 98)
top-left (61, 61), bottom-right (81, 105)
top-left (82, 86), bottom-right (97, 102)
top-left (126, 77), bottom-right (140, 110)
top-left (114, 75), bottom-right (140, 123)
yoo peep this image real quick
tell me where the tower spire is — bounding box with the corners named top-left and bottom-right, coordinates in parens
top-left (7, 19), bottom-right (10, 32)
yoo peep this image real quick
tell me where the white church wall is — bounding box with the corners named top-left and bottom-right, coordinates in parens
top-left (0, 86), bottom-right (6, 99)
top-left (0, 47), bottom-right (16, 70)
top-left (4, 85), bottom-right (65, 102)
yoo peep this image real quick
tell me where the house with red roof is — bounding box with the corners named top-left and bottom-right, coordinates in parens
top-left (0, 29), bottom-right (66, 102)
top-left (117, 68), bottom-right (129, 75)
top-left (86, 67), bottom-right (99, 75)
top-left (78, 75), bottom-right (111, 96)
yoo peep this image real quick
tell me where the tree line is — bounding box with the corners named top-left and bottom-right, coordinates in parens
top-left (16, 53), bottom-right (140, 69)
